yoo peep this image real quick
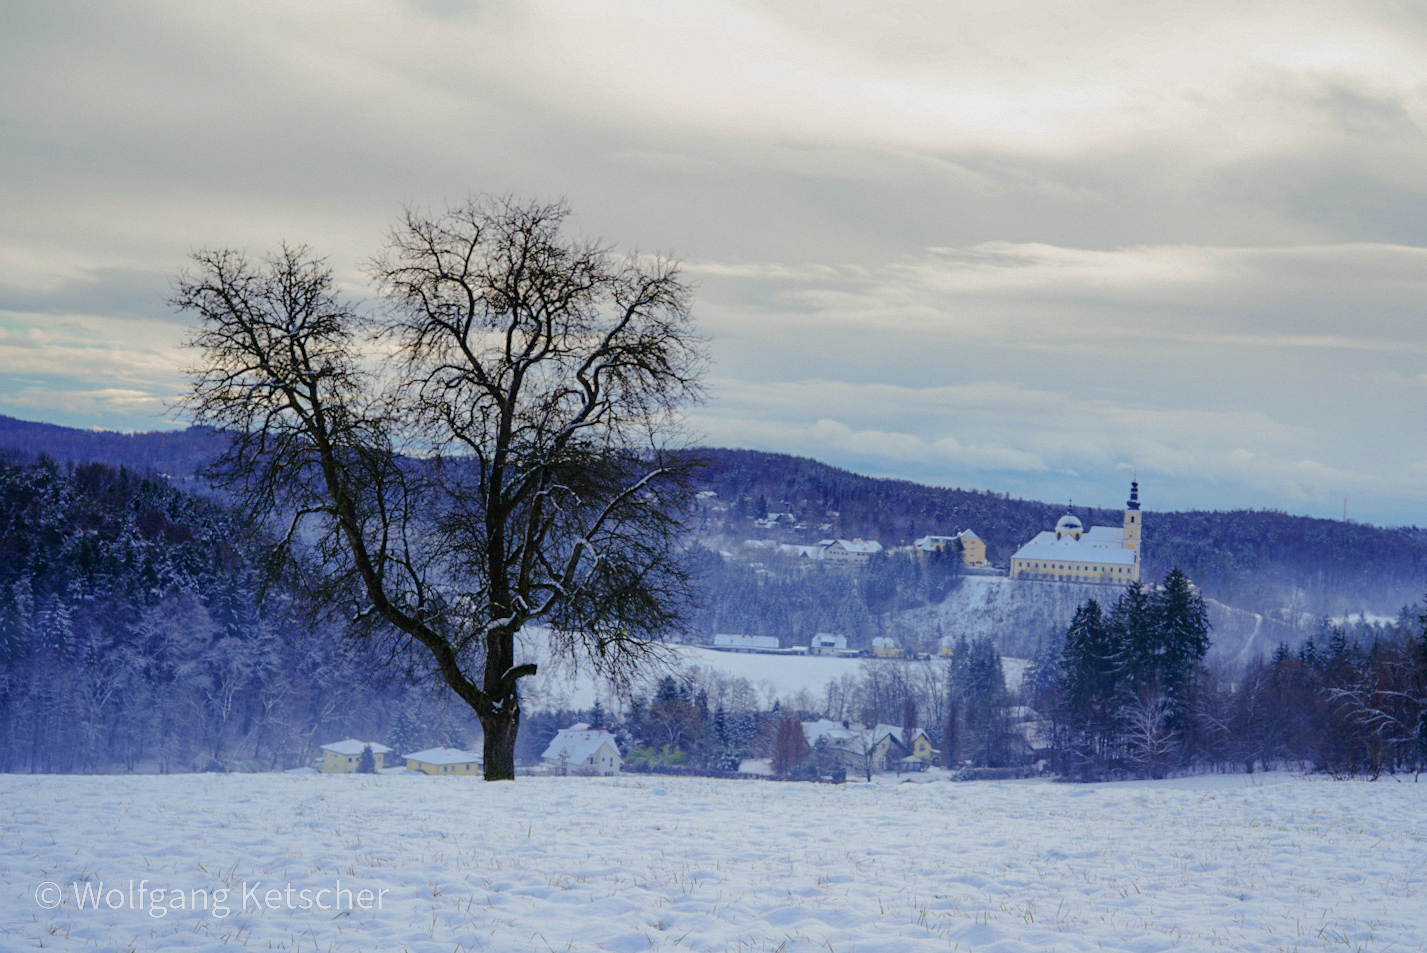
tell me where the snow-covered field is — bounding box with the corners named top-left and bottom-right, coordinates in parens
top-left (4, 772), bottom-right (1424, 952)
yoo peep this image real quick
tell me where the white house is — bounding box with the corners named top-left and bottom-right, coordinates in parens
top-left (541, 723), bottom-right (622, 776)
top-left (820, 539), bottom-right (883, 565)
top-left (712, 633), bottom-right (780, 652)
top-left (810, 632), bottom-right (847, 655)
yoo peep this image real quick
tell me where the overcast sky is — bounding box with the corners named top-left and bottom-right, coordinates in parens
top-left (4, 1), bottom-right (1427, 525)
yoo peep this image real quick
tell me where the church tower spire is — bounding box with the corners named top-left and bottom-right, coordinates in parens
top-left (1123, 475), bottom-right (1141, 579)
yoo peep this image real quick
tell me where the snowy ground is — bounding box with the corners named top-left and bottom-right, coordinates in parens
top-left (4, 772), bottom-right (1425, 952)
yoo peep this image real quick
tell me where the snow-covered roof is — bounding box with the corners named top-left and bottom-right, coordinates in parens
top-left (1011, 531), bottom-right (1136, 565)
top-left (827, 539), bottom-right (882, 554)
top-left (714, 633), bottom-right (780, 649)
top-left (958, 529), bottom-right (980, 541)
top-left (811, 632), bottom-right (847, 648)
top-left (1083, 526), bottom-right (1127, 545)
top-left (871, 725), bottom-right (925, 747)
top-left (541, 726), bottom-right (620, 765)
top-left (803, 721), bottom-right (925, 751)
top-left (778, 544), bottom-right (822, 558)
top-left (405, 746), bottom-right (481, 766)
top-left (802, 719), bottom-right (861, 746)
top-left (321, 739), bottom-right (393, 756)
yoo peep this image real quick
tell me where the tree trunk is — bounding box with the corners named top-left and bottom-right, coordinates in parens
top-left (481, 705), bottom-right (521, 781)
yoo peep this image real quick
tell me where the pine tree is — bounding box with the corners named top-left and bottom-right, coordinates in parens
top-left (356, 744), bottom-right (376, 773)
top-left (1060, 599), bottom-right (1118, 773)
top-left (1150, 568), bottom-right (1211, 716)
top-left (388, 703), bottom-right (424, 760)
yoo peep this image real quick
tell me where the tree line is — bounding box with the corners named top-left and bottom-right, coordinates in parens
top-left (1031, 571), bottom-right (1427, 779)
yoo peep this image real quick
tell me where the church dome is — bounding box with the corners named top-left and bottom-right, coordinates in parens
top-left (1055, 513), bottom-right (1083, 534)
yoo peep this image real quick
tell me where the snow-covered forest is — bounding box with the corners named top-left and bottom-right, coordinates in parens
top-left (0, 457), bottom-right (478, 773)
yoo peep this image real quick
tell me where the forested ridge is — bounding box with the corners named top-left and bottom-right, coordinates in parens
top-left (693, 448), bottom-right (1427, 616)
top-left (3, 415), bottom-right (1425, 619)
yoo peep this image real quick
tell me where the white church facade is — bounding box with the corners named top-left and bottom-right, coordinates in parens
top-left (1009, 479), bottom-right (1142, 584)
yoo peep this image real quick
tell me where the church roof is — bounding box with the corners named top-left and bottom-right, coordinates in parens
top-left (1012, 530), bottom-right (1137, 565)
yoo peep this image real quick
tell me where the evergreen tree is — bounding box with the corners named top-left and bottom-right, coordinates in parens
top-left (356, 744), bottom-right (376, 773)
top-left (388, 703), bottom-right (424, 759)
top-left (1149, 568), bottom-right (1211, 718)
top-left (1060, 599), bottom-right (1118, 774)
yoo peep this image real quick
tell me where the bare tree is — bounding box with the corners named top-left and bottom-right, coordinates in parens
top-left (941, 705), bottom-right (958, 769)
top-left (175, 197), bottom-right (706, 780)
top-left (771, 716), bottom-right (809, 779)
top-left (1120, 687), bottom-right (1178, 779)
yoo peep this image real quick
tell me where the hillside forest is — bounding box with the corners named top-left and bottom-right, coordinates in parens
top-left (1, 449), bottom-right (1423, 779)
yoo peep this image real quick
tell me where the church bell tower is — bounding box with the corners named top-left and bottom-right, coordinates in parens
top-left (1123, 476), bottom-right (1141, 577)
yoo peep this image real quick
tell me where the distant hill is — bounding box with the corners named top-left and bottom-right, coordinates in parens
top-left (691, 447), bottom-right (1427, 619)
top-left (1, 415), bottom-right (1421, 622)
top-left (0, 415), bottom-right (224, 495)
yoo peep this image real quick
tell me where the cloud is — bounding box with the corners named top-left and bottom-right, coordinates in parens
top-left (2, 2), bottom-right (1427, 522)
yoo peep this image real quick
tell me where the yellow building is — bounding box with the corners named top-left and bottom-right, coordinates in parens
top-left (405, 746), bottom-right (482, 775)
top-left (871, 636), bottom-right (902, 658)
top-left (319, 739), bottom-right (392, 773)
top-left (913, 530), bottom-right (986, 568)
top-left (1009, 478), bottom-right (1142, 583)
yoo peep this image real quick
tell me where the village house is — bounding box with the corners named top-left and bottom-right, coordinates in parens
top-left (404, 746), bottom-right (482, 775)
top-left (818, 539), bottom-right (883, 565)
top-left (801, 720), bottom-right (923, 775)
top-left (318, 739), bottom-right (392, 773)
top-left (541, 723), bottom-right (623, 776)
top-left (913, 530), bottom-right (987, 568)
top-left (871, 636), bottom-right (901, 658)
top-left (809, 632), bottom-right (848, 655)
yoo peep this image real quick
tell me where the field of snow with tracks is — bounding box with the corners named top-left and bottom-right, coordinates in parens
top-left (3, 771), bottom-right (1424, 952)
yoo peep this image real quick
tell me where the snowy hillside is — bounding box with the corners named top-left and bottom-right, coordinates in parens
top-left (518, 630), bottom-right (1028, 710)
top-left (898, 576), bottom-right (1298, 663)
top-left (4, 772), bottom-right (1423, 952)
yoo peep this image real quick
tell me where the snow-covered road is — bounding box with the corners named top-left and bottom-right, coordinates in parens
top-left (2, 771), bottom-right (1423, 952)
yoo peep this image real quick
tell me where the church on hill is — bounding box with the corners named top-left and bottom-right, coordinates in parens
top-left (1009, 479), bottom-right (1142, 584)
